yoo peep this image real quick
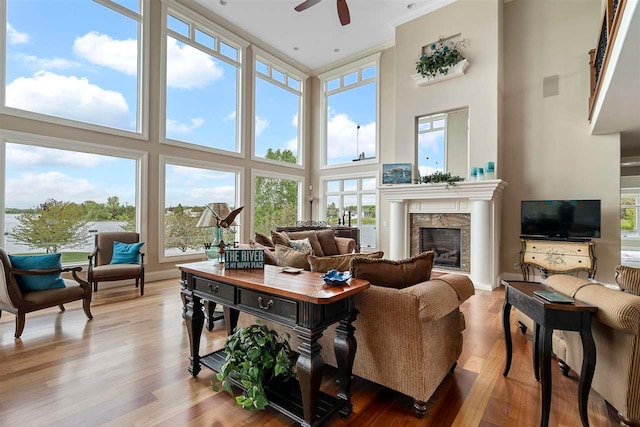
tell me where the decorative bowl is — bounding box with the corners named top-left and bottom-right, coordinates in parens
top-left (321, 269), bottom-right (351, 286)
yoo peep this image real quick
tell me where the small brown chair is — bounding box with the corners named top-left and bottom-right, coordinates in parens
top-left (88, 232), bottom-right (145, 295)
top-left (0, 248), bottom-right (93, 339)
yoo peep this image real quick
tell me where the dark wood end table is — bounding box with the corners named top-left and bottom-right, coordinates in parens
top-left (501, 280), bottom-right (597, 427)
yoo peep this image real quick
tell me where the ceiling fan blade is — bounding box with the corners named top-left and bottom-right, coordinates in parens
top-left (295, 0), bottom-right (322, 12)
top-left (337, 0), bottom-right (350, 25)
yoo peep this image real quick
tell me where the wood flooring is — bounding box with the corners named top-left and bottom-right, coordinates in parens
top-left (0, 280), bottom-right (621, 426)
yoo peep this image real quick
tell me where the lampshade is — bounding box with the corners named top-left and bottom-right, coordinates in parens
top-left (197, 202), bottom-right (238, 228)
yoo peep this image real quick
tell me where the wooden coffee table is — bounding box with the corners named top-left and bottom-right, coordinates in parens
top-left (501, 280), bottom-right (597, 427)
top-left (178, 262), bottom-right (370, 427)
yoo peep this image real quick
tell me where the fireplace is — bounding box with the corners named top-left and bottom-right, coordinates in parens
top-left (420, 228), bottom-right (462, 269)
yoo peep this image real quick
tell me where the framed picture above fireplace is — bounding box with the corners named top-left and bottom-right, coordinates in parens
top-left (382, 163), bottom-right (413, 184)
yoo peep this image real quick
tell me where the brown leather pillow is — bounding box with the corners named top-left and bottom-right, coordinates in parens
top-left (616, 265), bottom-right (640, 295)
top-left (350, 251), bottom-right (435, 289)
top-left (315, 229), bottom-right (339, 256)
top-left (271, 230), bottom-right (291, 247)
top-left (248, 241), bottom-right (277, 265)
top-left (286, 231), bottom-right (324, 257)
top-left (254, 232), bottom-right (274, 248)
top-left (275, 244), bottom-right (311, 271)
top-left (308, 251), bottom-right (384, 273)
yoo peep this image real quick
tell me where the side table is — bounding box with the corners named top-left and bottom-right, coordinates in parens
top-left (501, 280), bottom-right (597, 427)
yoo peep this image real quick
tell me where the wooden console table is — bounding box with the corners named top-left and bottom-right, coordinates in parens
top-left (178, 262), bottom-right (370, 427)
top-left (502, 280), bottom-right (597, 427)
top-left (520, 239), bottom-right (597, 280)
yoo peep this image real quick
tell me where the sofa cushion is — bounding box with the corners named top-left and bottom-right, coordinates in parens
top-left (315, 229), bottom-right (340, 256)
top-left (248, 241), bottom-right (277, 265)
top-left (275, 245), bottom-right (311, 270)
top-left (8, 253), bottom-right (65, 292)
top-left (286, 231), bottom-right (324, 257)
top-left (21, 285), bottom-right (85, 309)
top-left (254, 232), bottom-right (274, 248)
top-left (615, 265), bottom-right (640, 296)
top-left (308, 251), bottom-right (384, 273)
top-left (90, 264), bottom-right (143, 281)
top-left (290, 238), bottom-right (314, 254)
top-left (271, 230), bottom-right (291, 247)
top-left (350, 251), bottom-right (435, 289)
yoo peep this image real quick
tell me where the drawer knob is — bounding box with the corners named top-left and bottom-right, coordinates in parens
top-left (180, 280), bottom-right (188, 287)
top-left (258, 297), bottom-right (273, 310)
top-left (208, 284), bottom-right (219, 294)
top-left (532, 256), bottom-right (536, 259)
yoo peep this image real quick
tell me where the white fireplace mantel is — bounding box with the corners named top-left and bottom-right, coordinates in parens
top-left (379, 180), bottom-right (508, 291)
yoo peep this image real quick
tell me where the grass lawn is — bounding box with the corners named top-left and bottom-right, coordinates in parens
top-left (12, 252), bottom-right (90, 263)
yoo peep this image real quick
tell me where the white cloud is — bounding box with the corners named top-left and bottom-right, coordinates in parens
top-left (166, 37), bottom-right (223, 89)
top-left (291, 112), bottom-right (299, 127)
top-left (19, 54), bottom-right (80, 70)
top-left (224, 111), bottom-right (236, 122)
top-left (286, 138), bottom-right (298, 152)
top-left (6, 71), bottom-right (130, 129)
top-left (6, 144), bottom-right (113, 169)
top-left (418, 131), bottom-right (444, 153)
top-left (326, 112), bottom-right (375, 161)
top-left (6, 172), bottom-right (103, 207)
top-left (73, 32), bottom-right (137, 75)
top-left (418, 165), bottom-right (443, 177)
top-left (255, 116), bottom-right (269, 136)
top-left (7, 23), bottom-right (29, 44)
top-left (166, 117), bottom-right (204, 134)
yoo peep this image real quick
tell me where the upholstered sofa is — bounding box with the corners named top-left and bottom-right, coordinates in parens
top-left (238, 271), bottom-right (475, 416)
top-left (516, 274), bottom-right (640, 425)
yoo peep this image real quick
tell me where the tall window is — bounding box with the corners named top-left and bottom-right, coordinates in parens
top-left (162, 159), bottom-right (240, 259)
top-left (417, 112), bottom-right (447, 176)
top-left (4, 0), bottom-right (144, 133)
top-left (319, 54), bottom-right (379, 167)
top-left (254, 50), bottom-right (305, 166)
top-left (164, 6), bottom-right (244, 153)
top-left (324, 176), bottom-right (377, 249)
top-left (253, 171), bottom-right (302, 235)
top-left (3, 140), bottom-right (139, 264)
top-left (622, 196), bottom-right (639, 238)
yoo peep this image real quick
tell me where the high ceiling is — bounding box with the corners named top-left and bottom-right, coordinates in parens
top-left (194, 0), bottom-right (456, 71)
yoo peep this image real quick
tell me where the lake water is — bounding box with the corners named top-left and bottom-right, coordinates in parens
top-left (3, 214), bottom-right (126, 254)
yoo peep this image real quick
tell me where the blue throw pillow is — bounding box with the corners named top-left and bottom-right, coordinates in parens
top-left (8, 253), bottom-right (65, 292)
top-left (110, 241), bottom-right (144, 265)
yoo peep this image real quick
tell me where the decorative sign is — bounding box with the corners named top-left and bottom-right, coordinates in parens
top-left (224, 248), bottom-right (265, 269)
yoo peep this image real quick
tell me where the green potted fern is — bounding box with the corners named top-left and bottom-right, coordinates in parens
top-left (413, 37), bottom-right (469, 86)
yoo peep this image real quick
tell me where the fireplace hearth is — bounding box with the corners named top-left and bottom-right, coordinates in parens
top-left (420, 228), bottom-right (462, 269)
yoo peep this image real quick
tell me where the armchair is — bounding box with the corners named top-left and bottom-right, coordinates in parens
top-left (88, 232), bottom-right (145, 295)
top-left (0, 248), bottom-right (92, 338)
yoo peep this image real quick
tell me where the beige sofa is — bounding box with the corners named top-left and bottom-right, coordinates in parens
top-left (238, 273), bottom-right (474, 416)
top-left (516, 275), bottom-right (640, 425)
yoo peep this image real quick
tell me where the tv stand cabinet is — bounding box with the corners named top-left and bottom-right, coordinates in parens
top-left (519, 239), bottom-right (597, 281)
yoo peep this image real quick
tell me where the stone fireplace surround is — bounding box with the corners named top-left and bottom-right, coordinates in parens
top-left (379, 180), bottom-right (507, 291)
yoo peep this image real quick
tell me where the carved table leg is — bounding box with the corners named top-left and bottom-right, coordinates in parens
top-left (296, 325), bottom-right (325, 427)
top-left (502, 292), bottom-right (513, 377)
top-left (182, 290), bottom-right (204, 377)
top-left (334, 305), bottom-right (359, 419)
top-left (204, 300), bottom-right (216, 332)
top-left (533, 322), bottom-right (541, 382)
top-left (579, 317), bottom-right (596, 427)
top-left (540, 325), bottom-right (553, 427)
top-left (223, 306), bottom-right (239, 336)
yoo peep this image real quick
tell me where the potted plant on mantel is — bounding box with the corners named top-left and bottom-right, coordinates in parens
top-left (212, 321), bottom-right (296, 410)
top-left (412, 37), bottom-right (470, 87)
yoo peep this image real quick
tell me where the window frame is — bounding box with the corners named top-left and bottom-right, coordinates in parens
top-left (416, 112), bottom-right (449, 174)
top-left (621, 191), bottom-right (640, 239)
top-left (158, 154), bottom-right (244, 263)
top-left (160, 0), bottom-right (249, 157)
top-left (318, 52), bottom-right (381, 169)
top-left (251, 46), bottom-right (307, 169)
top-left (0, 0), bottom-right (150, 140)
top-left (320, 172), bottom-right (379, 250)
top-left (0, 129), bottom-right (149, 266)
top-left (250, 168), bottom-right (304, 237)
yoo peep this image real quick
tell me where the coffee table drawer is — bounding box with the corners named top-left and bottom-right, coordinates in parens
top-left (238, 289), bottom-right (297, 323)
top-left (194, 277), bottom-right (235, 304)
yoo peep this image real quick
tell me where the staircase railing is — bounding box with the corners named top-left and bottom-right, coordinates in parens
top-left (589, 0), bottom-right (628, 120)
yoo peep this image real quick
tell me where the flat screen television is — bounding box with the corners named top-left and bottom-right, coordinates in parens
top-left (521, 200), bottom-right (601, 240)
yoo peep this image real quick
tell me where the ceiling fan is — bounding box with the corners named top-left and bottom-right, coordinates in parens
top-left (294, 0), bottom-right (351, 26)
